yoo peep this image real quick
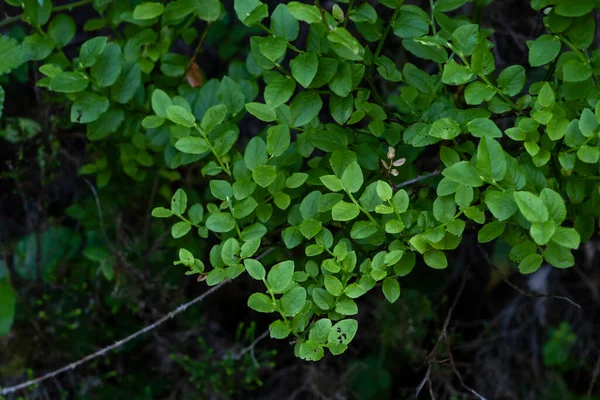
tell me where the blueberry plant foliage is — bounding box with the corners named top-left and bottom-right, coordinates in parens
top-left (1, 0), bottom-right (599, 361)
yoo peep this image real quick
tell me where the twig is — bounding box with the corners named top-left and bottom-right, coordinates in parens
top-left (477, 244), bottom-right (581, 309)
top-left (417, 264), bottom-right (471, 398)
top-left (315, 0), bottom-right (331, 30)
top-left (588, 349), bottom-right (600, 398)
top-left (0, 281), bottom-right (230, 396)
top-left (395, 171), bottom-right (441, 189)
top-left (186, 22), bottom-right (211, 71)
top-left (444, 334), bottom-right (487, 400)
top-left (228, 329), bottom-right (270, 368)
top-left (83, 178), bottom-right (115, 252)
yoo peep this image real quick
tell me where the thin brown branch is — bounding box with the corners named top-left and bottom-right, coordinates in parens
top-left (477, 244), bottom-right (581, 309)
top-left (588, 349), bottom-right (600, 398)
top-left (395, 171), bottom-right (441, 189)
top-left (0, 281), bottom-right (230, 396)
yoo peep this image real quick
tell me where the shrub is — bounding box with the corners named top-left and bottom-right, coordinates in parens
top-left (1, 0), bottom-right (598, 362)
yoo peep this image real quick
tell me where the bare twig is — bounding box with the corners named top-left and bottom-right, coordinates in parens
top-left (395, 171), bottom-right (441, 189)
top-left (0, 282), bottom-right (230, 396)
top-left (417, 264), bottom-right (474, 398)
top-left (477, 244), bottom-right (581, 309)
top-left (444, 333), bottom-right (487, 400)
top-left (588, 349), bottom-right (600, 398)
top-left (228, 329), bottom-right (270, 367)
top-left (83, 178), bottom-right (115, 252)
top-left (186, 22), bottom-right (211, 71)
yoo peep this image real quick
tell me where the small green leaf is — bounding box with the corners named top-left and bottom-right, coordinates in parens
top-left (171, 221), bottom-right (192, 238)
top-left (443, 161), bottom-right (484, 187)
top-left (49, 72), bottom-right (89, 93)
top-left (528, 35), bottom-right (561, 67)
top-left (267, 260), bottom-right (295, 293)
top-left (332, 201), bottom-right (360, 221)
top-left (248, 293), bottom-right (276, 313)
top-left (281, 287), bottom-right (307, 317)
top-left (382, 277), bottom-right (400, 303)
top-left (514, 191), bottom-right (549, 223)
top-left (518, 254), bottom-right (543, 274)
top-left (341, 162), bottom-right (363, 193)
top-left (424, 250), bottom-right (448, 269)
top-left (477, 222), bottom-right (505, 243)
top-left (166, 105), bottom-right (196, 127)
top-left (133, 2), bottom-right (165, 19)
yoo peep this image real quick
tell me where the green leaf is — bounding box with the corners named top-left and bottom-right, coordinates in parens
top-left (152, 207), bottom-right (173, 218)
top-left (281, 287), bottom-right (307, 317)
top-left (270, 320), bottom-right (291, 339)
top-left (196, 0), bottom-right (221, 21)
top-left (579, 109), bottom-right (598, 137)
top-left (234, 0), bottom-right (268, 26)
top-left (90, 42), bottom-right (122, 87)
top-left (540, 188), bottom-right (567, 223)
top-left (514, 191), bottom-right (549, 223)
top-left (563, 58), bottom-right (592, 82)
top-left (286, 172), bottom-right (308, 188)
top-left (324, 275), bottom-right (343, 296)
top-left (544, 242), bottom-right (574, 269)
top-left (429, 118), bottom-right (461, 140)
top-left (271, 4), bottom-right (299, 41)
top-left (530, 220), bottom-right (556, 245)
top-left (218, 76), bottom-right (245, 114)
top-left (210, 180), bottom-right (233, 201)
top-left (551, 227), bottom-right (581, 249)
top-left (170, 220), bottom-right (191, 239)
top-left (528, 35), bottom-right (561, 67)
top-left (327, 319), bottom-right (358, 345)
top-left (152, 89), bottom-right (172, 118)
top-left (245, 102), bottom-right (276, 122)
top-left (476, 136), bottom-right (507, 182)
top-left (171, 189), bottom-right (188, 215)
top-left (166, 105), bottom-right (196, 127)
top-left (435, 0), bottom-right (467, 11)
top-left (291, 91), bottom-right (323, 127)
top-left (22, 33), bottom-right (53, 61)
top-left (332, 201), bottom-right (360, 221)
top-left (350, 221), bottom-right (378, 239)
top-left (299, 218), bottom-right (322, 239)
top-left (344, 283), bottom-right (366, 298)
top-left (498, 65), bottom-right (526, 96)
top-left (244, 137), bottom-right (268, 170)
top-left (201, 104), bottom-right (227, 133)
top-left (111, 63), bottom-right (141, 104)
top-left (464, 81), bottom-right (496, 105)
top-left (290, 52), bottom-right (319, 88)
top-left (49, 72), bottom-right (89, 93)
top-left (391, 190), bottom-right (410, 213)
top-left (477, 222), bottom-right (505, 243)
top-left (206, 213), bottom-right (235, 232)
top-left (452, 24), bottom-right (481, 56)
top-left (71, 92), bottom-right (109, 123)
top-left (576, 145), bottom-right (599, 163)
top-left (267, 125), bottom-right (290, 157)
top-left (0, 34), bottom-right (27, 75)
top-left (393, 5), bottom-right (429, 39)
top-left (86, 109), bottom-right (124, 140)
top-left (287, 2), bottom-right (322, 23)
top-left (537, 82), bottom-right (555, 108)
top-left (320, 175), bottom-right (344, 192)
top-left (484, 190), bottom-right (517, 221)
top-left (433, 196), bottom-right (456, 223)
top-left (442, 59), bottom-right (475, 85)
top-left (423, 250), bottom-right (447, 269)
top-left (267, 260), bottom-right (294, 293)
top-left (252, 165), bottom-right (277, 187)
top-left (329, 62), bottom-right (353, 97)
top-left (555, 0), bottom-right (594, 17)
top-left (376, 181), bottom-right (393, 201)
top-left (518, 254), bottom-right (543, 274)
top-left (248, 293), bottom-right (276, 313)
top-left (265, 75), bottom-right (296, 108)
top-left (175, 137), bottom-right (209, 154)
top-left (341, 162), bottom-right (363, 193)
top-left (0, 279), bottom-right (16, 336)
top-left (133, 2), bottom-right (165, 19)
top-left (48, 14), bottom-right (76, 48)
top-left (443, 161), bottom-right (484, 187)
top-left (382, 277), bottom-right (400, 303)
